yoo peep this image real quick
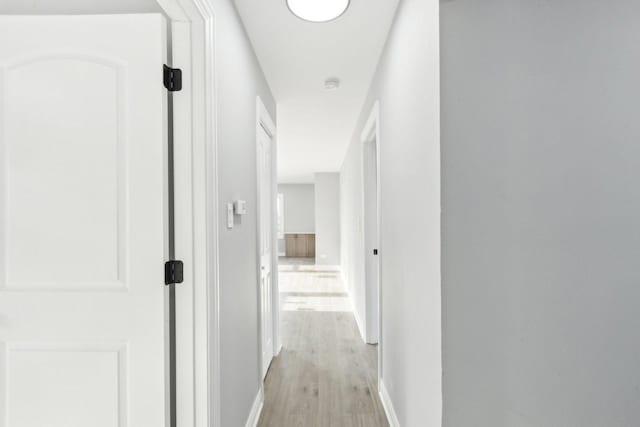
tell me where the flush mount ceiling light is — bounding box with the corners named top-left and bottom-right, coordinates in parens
top-left (286, 0), bottom-right (350, 23)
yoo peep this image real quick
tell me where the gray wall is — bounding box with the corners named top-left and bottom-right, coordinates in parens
top-left (441, 1), bottom-right (640, 426)
top-left (341, 0), bottom-right (442, 424)
top-left (314, 173), bottom-right (341, 265)
top-left (210, 0), bottom-right (276, 425)
top-left (340, 144), bottom-right (367, 339)
top-left (278, 184), bottom-right (315, 233)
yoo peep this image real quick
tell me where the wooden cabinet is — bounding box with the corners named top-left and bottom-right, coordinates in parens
top-left (285, 233), bottom-right (316, 258)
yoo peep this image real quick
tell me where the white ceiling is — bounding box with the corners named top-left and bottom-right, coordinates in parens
top-left (0, 0), bottom-right (162, 14)
top-left (235, 0), bottom-right (399, 183)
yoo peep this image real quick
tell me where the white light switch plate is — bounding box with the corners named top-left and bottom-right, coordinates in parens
top-left (227, 203), bottom-right (234, 229)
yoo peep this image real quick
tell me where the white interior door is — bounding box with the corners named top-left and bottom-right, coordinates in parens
top-left (258, 125), bottom-right (274, 378)
top-left (0, 15), bottom-right (169, 427)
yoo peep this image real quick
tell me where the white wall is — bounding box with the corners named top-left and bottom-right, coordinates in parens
top-left (278, 184), bottom-right (315, 233)
top-left (314, 173), bottom-right (341, 265)
top-left (340, 0), bottom-right (441, 424)
top-left (441, 1), bottom-right (640, 426)
top-left (208, 1), bottom-right (276, 426)
top-left (340, 146), bottom-right (367, 340)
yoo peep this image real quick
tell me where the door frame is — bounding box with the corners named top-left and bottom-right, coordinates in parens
top-left (361, 113), bottom-right (379, 345)
top-left (360, 101), bottom-right (382, 388)
top-left (255, 96), bottom-right (279, 383)
top-left (154, 1), bottom-right (220, 425)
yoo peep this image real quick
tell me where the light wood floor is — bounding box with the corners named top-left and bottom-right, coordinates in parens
top-left (258, 258), bottom-right (388, 427)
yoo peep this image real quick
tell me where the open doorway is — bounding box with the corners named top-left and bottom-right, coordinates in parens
top-left (278, 183), bottom-right (316, 261)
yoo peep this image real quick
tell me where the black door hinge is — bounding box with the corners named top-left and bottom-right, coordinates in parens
top-left (163, 64), bottom-right (182, 92)
top-left (165, 260), bottom-right (184, 285)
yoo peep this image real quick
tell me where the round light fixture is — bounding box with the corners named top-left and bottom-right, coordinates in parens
top-left (286, 0), bottom-right (350, 23)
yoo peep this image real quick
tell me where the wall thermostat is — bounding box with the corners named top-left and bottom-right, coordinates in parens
top-left (227, 203), bottom-right (234, 229)
top-left (234, 200), bottom-right (247, 215)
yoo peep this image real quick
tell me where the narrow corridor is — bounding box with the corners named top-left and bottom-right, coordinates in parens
top-left (258, 258), bottom-right (388, 427)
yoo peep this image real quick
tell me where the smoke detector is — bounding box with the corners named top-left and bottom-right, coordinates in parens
top-left (324, 78), bottom-right (341, 91)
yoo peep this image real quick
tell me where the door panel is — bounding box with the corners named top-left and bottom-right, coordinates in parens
top-left (285, 234), bottom-right (295, 257)
top-left (283, 234), bottom-right (315, 257)
top-left (258, 126), bottom-right (273, 378)
top-left (7, 344), bottom-right (124, 427)
top-left (295, 234), bottom-right (305, 257)
top-left (4, 55), bottom-right (124, 289)
top-left (0, 15), bottom-right (168, 427)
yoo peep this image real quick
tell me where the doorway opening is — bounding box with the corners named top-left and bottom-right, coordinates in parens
top-left (256, 96), bottom-right (278, 380)
top-left (360, 101), bottom-right (383, 387)
top-left (362, 106), bottom-right (381, 346)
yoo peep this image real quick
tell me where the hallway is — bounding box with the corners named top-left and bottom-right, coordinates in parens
top-left (6, 0), bottom-right (640, 425)
top-left (258, 259), bottom-right (388, 427)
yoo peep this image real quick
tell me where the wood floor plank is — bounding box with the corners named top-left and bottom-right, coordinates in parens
top-left (258, 258), bottom-right (389, 427)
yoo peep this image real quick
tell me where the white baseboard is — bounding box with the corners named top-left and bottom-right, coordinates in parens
top-left (244, 387), bottom-right (264, 427)
top-left (379, 380), bottom-right (400, 427)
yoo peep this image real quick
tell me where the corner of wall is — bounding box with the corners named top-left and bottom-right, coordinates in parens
top-left (343, 269), bottom-right (367, 342)
top-left (379, 380), bottom-right (401, 427)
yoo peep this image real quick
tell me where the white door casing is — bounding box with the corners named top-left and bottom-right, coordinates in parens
top-left (258, 124), bottom-right (274, 379)
top-left (360, 101), bottom-right (382, 385)
top-left (363, 137), bottom-right (380, 344)
top-left (256, 96), bottom-right (277, 380)
top-left (0, 14), bottom-right (168, 427)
